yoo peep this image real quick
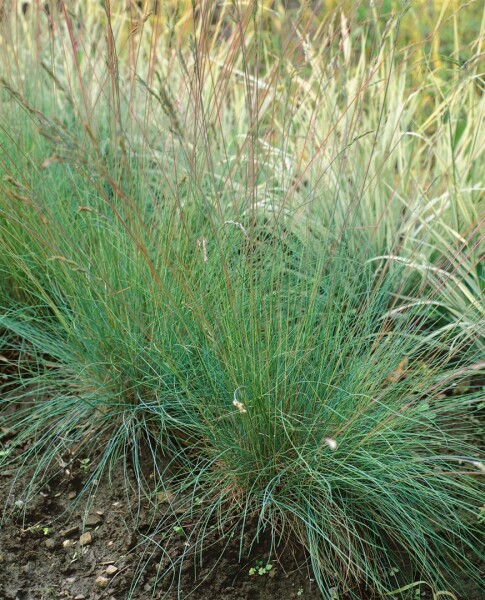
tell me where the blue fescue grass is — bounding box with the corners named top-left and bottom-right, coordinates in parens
top-left (0, 2), bottom-right (484, 598)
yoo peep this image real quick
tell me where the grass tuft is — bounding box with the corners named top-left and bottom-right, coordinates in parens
top-left (0, 1), bottom-right (483, 598)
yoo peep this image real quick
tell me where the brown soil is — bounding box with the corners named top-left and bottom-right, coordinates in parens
top-left (0, 441), bottom-right (323, 600)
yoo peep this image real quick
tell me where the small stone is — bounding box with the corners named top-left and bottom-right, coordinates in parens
top-left (106, 564), bottom-right (118, 576)
top-left (23, 562), bottom-right (35, 574)
top-left (156, 490), bottom-right (174, 503)
top-left (85, 513), bottom-right (103, 527)
top-left (112, 501), bottom-right (121, 508)
top-left (95, 575), bottom-right (109, 589)
top-left (74, 595), bottom-right (86, 599)
top-left (79, 532), bottom-right (92, 546)
top-left (68, 491), bottom-right (77, 499)
top-left (62, 539), bottom-right (74, 549)
top-left (60, 525), bottom-right (78, 537)
top-left (44, 538), bottom-right (56, 550)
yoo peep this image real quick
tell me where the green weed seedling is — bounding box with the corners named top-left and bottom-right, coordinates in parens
top-left (79, 458), bottom-right (90, 473)
top-left (249, 561), bottom-right (273, 576)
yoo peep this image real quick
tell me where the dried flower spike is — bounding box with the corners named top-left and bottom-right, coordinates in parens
top-left (197, 237), bottom-right (208, 263)
top-left (232, 388), bottom-right (247, 413)
top-left (233, 399), bottom-right (247, 414)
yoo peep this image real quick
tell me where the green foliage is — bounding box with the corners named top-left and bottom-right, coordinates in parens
top-left (249, 561), bottom-right (273, 576)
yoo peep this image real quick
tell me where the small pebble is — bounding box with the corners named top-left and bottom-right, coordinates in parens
top-left (44, 538), bottom-right (56, 550)
top-left (106, 564), bottom-right (118, 576)
top-left (156, 490), bottom-right (174, 503)
top-left (74, 594), bottom-right (86, 599)
top-left (62, 539), bottom-right (74, 549)
top-left (60, 525), bottom-right (78, 537)
top-left (85, 513), bottom-right (103, 527)
top-left (23, 562), bottom-right (35, 574)
top-left (79, 532), bottom-right (93, 546)
top-left (95, 575), bottom-right (109, 589)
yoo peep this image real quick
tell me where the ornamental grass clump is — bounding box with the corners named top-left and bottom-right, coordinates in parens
top-left (0, 2), bottom-right (483, 598)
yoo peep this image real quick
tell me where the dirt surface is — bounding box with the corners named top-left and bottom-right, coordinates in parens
top-left (0, 440), bottom-right (324, 600)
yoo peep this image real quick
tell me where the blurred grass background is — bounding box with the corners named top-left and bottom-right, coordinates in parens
top-left (4, 1), bottom-right (484, 63)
